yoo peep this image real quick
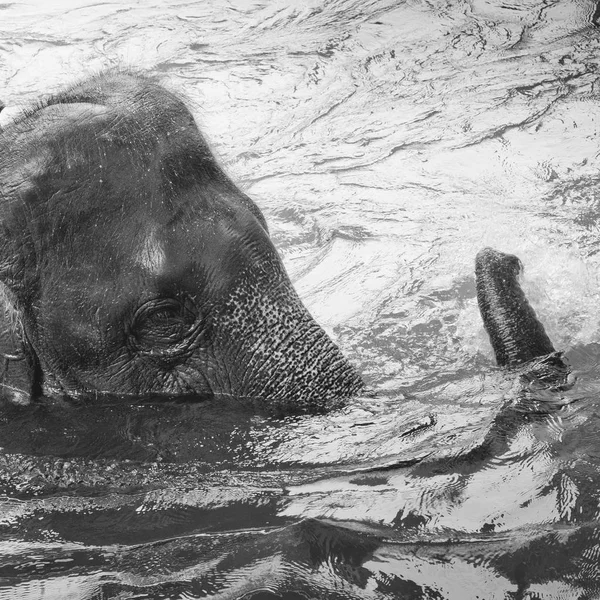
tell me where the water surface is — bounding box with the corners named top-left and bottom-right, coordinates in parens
top-left (2, 1), bottom-right (600, 598)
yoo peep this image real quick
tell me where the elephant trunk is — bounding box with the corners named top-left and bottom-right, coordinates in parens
top-left (211, 272), bottom-right (364, 414)
top-left (475, 247), bottom-right (556, 367)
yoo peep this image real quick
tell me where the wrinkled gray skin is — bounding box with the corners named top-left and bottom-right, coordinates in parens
top-left (0, 72), bottom-right (364, 413)
top-left (476, 247), bottom-right (571, 387)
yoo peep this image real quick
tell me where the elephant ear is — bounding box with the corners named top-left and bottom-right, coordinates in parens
top-left (0, 102), bottom-right (50, 404)
top-left (0, 283), bottom-right (40, 404)
top-left (0, 192), bottom-right (41, 404)
top-left (0, 195), bottom-right (40, 404)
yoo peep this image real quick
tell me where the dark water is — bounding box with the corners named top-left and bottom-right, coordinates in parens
top-left (2, 0), bottom-right (600, 598)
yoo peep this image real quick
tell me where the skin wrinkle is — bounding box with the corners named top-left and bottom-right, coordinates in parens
top-left (216, 317), bottom-right (270, 398)
top-left (225, 267), bottom-right (284, 332)
top-left (138, 304), bottom-right (216, 393)
top-left (194, 354), bottom-right (229, 400)
top-left (103, 353), bottom-right (149, 396)
top-left (321, 359), bottom-right (362, 398)
top-left (217, 355), bottom-right (237, 403)
top-left (245, 317), bottom-right (323, 397)
top-left (0, 283), bottom-right (21, 337)
top-left (223, 307), bottom-right (262, 380)
top-left (177, 362), bottom-right (215, 399)
top-left (221, 282), bottom-right (279, 380)
top-left (237, 317), bottom-right (309, 395)
top-left (244, 321), bottom-right (344, 409)
top-left (103, 318), bottom-right (206, 394)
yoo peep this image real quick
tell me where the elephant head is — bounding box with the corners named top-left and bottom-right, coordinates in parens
top-left (0, 72), bottom-right (364, 413)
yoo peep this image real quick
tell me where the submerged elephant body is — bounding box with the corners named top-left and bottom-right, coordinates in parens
top-left (0, 72), bottom-right (363, 411)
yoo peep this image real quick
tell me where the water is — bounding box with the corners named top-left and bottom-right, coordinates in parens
top-left (1, 0), bottom-right (600, 598)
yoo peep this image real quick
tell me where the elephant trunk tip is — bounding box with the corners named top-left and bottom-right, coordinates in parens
top-left (475, 246), bottom-right (556, 368)
top-left (476, 247), bottom-right (523, 279)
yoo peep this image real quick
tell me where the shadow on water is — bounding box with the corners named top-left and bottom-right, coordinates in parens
top-left (2, 356), bottom-right (600, 597)
top-left (0, 394), bottom-right (262, 463)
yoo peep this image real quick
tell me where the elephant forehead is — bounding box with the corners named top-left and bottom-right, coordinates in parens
top-left (69, 235), bottom-right (199, 289)
top-left (125, 220), bottom-right (251, 296)
top-left (2, 103), bottom-right (109, 181)
top-left (39, 263), bottom-right (197, 330)
top-left (4, 101), bottom-right (205, 208)
top-left (135, 227), bottom-right (167, 276)
top-left (40, 214), bottom-right (280, 326)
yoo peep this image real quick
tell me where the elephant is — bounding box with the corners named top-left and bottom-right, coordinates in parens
top-left (0, 71), bottom-right (567, 417)
top-left (0, 71), bottom-right (365, 413)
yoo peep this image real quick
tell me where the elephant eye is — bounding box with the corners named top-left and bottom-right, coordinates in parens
top-left (129, 297), bottom-right (198, 355)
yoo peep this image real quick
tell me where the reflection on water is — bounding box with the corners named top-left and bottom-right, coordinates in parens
top-left (2, 0), bottom-right (600, 598)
